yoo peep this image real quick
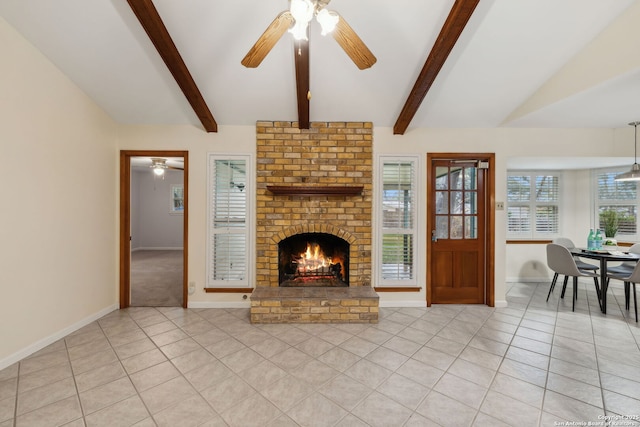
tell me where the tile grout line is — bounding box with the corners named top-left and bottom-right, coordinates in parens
top-left (63, 332), bottom-right (84, 425)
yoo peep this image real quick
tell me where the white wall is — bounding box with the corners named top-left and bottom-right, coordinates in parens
top-left (0, 16), bottom-right (118, 366)
top-left (131, 169), bottom-right (183, 250)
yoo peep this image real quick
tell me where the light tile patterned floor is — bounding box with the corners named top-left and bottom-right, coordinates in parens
top-left (2, 280), bottom-right (640, 427)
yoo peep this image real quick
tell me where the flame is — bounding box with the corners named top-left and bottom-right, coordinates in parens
top-left (297, 243), bottom-right (330, 273)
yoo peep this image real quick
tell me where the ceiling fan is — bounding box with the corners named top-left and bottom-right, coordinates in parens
top-left (241, 0), bottom-right (376, 70)
top-left (149, 157), bottom-right (183, 177)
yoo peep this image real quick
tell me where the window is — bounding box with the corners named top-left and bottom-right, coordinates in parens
top-left (207, 155), bottom-right (251, 288)
top-left (170, 184), bottom-right (184, 214)
top-left (378, 157), bottom-right (418, 286)
top-left (595, 169), bottom-right (637, 237)
top-left (507, 172), bottom-right (560, 239)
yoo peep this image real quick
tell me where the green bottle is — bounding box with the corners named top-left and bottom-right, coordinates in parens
top-left (594, 229), bottom-right (603, 249)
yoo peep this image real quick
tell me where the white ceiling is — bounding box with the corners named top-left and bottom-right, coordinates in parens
top-left (1, 0), bottom-right (639, 132)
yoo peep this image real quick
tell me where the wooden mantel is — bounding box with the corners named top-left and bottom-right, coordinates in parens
top-left (266, 185), bottom-right (364, 197)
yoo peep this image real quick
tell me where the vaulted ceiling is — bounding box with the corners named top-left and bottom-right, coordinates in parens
top-left (2, 0), bottom-right (639, 133)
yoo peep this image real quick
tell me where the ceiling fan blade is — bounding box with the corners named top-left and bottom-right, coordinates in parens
top-left (167, 166), bottom-right (183, 170)
top-left (241, 11), bottom-right (294, 68)
top-left (332, 15), bottom-right (376, 70)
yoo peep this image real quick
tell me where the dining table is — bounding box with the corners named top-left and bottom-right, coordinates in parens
top-left (571, 248), bottom-right (640, 314)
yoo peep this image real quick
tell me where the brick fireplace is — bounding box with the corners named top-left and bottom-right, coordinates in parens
top-left (251, 121), bottom-right (378, 323)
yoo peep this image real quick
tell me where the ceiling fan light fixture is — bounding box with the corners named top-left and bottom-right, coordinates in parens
top-left (289, 20), bottom-right (309, 40)
top-left (290, 0), bottom-right (314, 23)
top-left (150, 157), bottom-right (168, 177)
top-left (616, 121), bottom-right (640, 182)
top-left (316, 9), bottom-right (339, 36)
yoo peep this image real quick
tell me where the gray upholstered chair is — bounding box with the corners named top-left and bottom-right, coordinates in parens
top-left (606, 261), bottom-right (639, 322)
top-left (605, 242), bottom-right (640, 276)
top-left (546, 243), bottom-right (601, 311)
top-left (553, 237), bottom-right (599, 271)
top-left (546, 238), bottom-right (598, 302)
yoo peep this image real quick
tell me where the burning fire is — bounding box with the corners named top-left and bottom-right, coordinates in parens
top-left (297, 243), bottom-right (331, 273)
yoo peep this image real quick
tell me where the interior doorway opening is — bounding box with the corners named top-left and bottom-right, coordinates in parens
top-left (120, 151), bottom-right (189, 309)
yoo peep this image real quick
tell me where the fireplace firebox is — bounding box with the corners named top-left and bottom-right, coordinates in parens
top-left (278, 233), bottom-right (349, 287)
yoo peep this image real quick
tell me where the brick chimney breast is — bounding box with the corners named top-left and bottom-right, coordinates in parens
top-left (255, 121), bottom-right (373, 288)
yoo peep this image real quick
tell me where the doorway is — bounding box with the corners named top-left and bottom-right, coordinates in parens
top-left (426, 153), bottom-right (495, 306)
top-left (120, 150), bottom-right (189, 309)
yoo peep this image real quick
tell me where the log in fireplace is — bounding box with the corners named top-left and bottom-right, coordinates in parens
top-left (278, 232), bottom-right (349, 287)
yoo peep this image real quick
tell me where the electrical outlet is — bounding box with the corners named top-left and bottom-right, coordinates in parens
top-left (496, 202), bottom-right (504, 210)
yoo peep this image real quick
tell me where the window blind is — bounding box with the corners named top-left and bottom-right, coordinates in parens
top-left (596, 171), bottom-right (637, 235)
top-left (507, 173), bottom-right (559, 238)
top-left (208, 157), bottom-right (249, 287)
top-left (380, 159), bottom-right (416, 284)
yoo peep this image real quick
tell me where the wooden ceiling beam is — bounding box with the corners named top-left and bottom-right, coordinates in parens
top-left (294, 39), bottom-right (310, 129)
top-left (393, 0), bottom-right (480, 135)
top-left (127, 0), bottom-right (217, 132)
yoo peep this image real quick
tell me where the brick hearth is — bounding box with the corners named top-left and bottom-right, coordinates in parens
top-left (250, 286), bottom-right (379, 324)
top-left (252, 121), bottom-right (378, 323)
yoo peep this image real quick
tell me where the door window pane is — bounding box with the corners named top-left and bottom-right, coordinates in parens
top-left (451, 191), bottom-right (463, 214)
top-left (436, 216), bottom-right (448, 239)
top-left (465, 216), bottom-right (478, 239)
top-left (465, 192), bottom-right (477, 215)
top-left (436, 191), bottom-right (448, 214)
top-left (450, 216), bottom-right (463, 239)
top-left (464, 167), bottom-right (477, 190)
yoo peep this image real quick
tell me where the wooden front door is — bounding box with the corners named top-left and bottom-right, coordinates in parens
top-left (427, 154), bottom-right (494, 305)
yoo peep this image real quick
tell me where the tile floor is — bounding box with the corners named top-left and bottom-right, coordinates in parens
top-left (1, 280), bottom-right (640, 427)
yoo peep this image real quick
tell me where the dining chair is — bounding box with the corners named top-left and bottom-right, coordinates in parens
top-left (606, 260), bottom-right (639, 322)
top-left (553, 237), bottom-right (599, 271)
top-left (546, 243), bottom-right (601, 311)
top-left (605, 242), bottom-right (640, 276)
top-left (546, 238), bottom-right (599, 302)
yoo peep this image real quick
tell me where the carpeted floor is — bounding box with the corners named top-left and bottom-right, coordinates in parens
top-left (131, 250), bottom-right (183, 307)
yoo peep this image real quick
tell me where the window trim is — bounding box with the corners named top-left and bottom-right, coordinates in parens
top-left (592, 167), bottom-right (639, 241)
top-left (206, 153), bottom-right (253, 289)
top-left (376, 155), bottom-right (421, 288)
top-left (506, 170), bottom-right (562, 240)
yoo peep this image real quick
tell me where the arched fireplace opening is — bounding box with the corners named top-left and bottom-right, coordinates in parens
top-left (278, 232), bottom-right (349, 287)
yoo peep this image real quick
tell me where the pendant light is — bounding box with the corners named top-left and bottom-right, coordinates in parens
top-left (615, 121), bottom-right (640, 181)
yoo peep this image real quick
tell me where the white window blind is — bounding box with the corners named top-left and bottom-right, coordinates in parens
top-left (507, 172), bottom-right (560, 239)
top-left (379, 158), bottom-right (417, 286)
top-left (595, 170), bottom-right (637, 236)
top-left (207, 156), bottom-right (250, 288)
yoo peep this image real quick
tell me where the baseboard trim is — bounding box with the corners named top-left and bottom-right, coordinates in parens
top-left (379, 300), bottom-right (427, 308)
top-left (132, 247), bottom-right (184, 252)
top-left (507, 277), bottom-right (550, 283)
top-left (494, 300), bottom-right (508, 308)
top-left (188, 301), bottom-right (251, 309)
top-left (0, 304), bottom-right (118, 371)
